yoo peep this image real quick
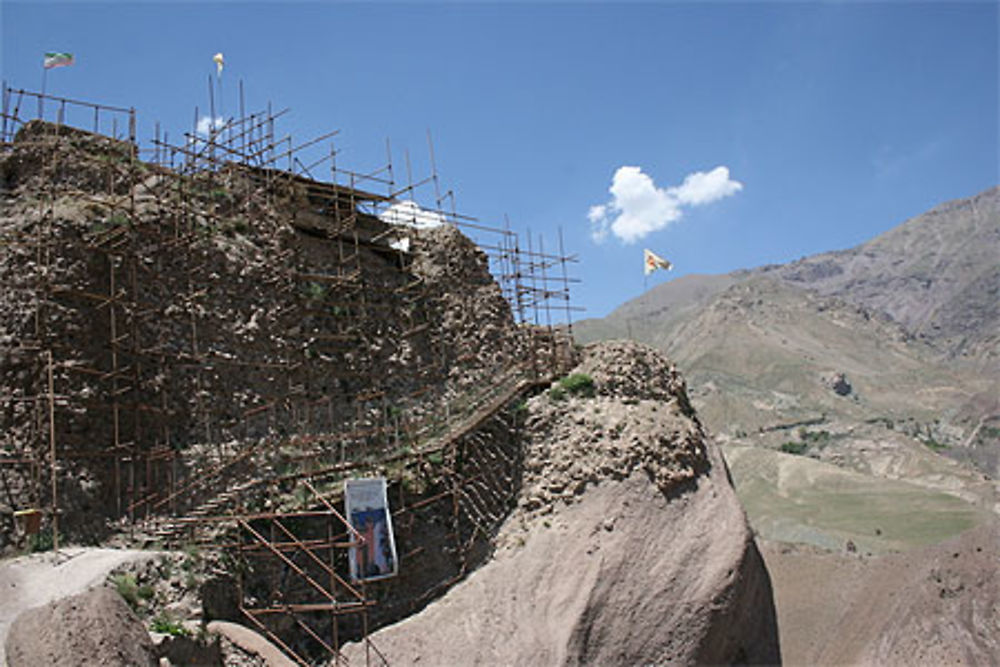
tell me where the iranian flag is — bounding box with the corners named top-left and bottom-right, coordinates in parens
top-left (43, 52), bottom-right (75, 69)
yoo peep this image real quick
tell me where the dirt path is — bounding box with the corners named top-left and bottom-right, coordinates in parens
top-left (0, 547), bottom-right (158, 666)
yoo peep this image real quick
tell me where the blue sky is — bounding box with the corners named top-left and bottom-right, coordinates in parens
top-left (3, 1), bottom-right (997, 320)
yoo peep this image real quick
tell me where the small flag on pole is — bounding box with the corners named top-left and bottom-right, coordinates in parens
top-left (644, 248), bottom-right (672, 276)
top-left (43, 52), bottom-right (75, 69)
top-left (213, 52), bottom-right (224, 77)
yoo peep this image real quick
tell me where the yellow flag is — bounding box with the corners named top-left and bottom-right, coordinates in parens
top-left (644, 248), bottom-right (672, 275)
top-left (213, 52), bottom-right (224, 76)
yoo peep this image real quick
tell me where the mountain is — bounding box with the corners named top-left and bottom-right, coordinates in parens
top-left (574, 186), bottom-right (1000, 552)
top-left (580, 186), bottom-right (999, 362)
top-left (766, 186), bottom-right (999, 360)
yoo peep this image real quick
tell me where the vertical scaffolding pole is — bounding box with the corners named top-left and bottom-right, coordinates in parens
top-left (2, 81), bottom-right (9, 142)
top-left (47, 349), bottom-right (58, 552)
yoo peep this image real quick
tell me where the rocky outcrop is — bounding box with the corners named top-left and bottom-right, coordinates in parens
top-left (342, 342), bottom-right (780, 665)
top-left (828, 372), bottom-right (852, 396)
top-left (5, 586), bottom-right (156, 667)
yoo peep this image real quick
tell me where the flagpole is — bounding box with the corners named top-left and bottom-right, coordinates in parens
top-left (218, 68), bottom-right (223, 127)
top-left (39, 66), bottom-right (47, 119)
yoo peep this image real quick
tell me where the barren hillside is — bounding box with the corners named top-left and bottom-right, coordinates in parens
top-left (762, 520), bottom-right (999, 666)
top-left (769, 186), bottom-right (1000, 360)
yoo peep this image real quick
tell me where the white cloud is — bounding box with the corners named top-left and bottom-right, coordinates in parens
top-left (378, 200), bottom-right (446, 229)
top-left (669, 166), bottom-right (743, 206)
top-left (589, 165), bottom-right (743, 244)
top-left (588, 204), bottom-right (609, 241)
top-left (196, 115), bottom-right (225, 136)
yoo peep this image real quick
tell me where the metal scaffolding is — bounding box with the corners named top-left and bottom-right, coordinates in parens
top-left (1, 81), bottom-right (580, 663)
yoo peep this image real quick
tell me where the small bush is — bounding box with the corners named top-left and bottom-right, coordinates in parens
top-left (180, 543), bottom-right (200, 573)
top-left (801, 430), bottom-right (831, 444)
top-left (559, 373), bottom-right (595, 398)
top-left (151, 613), bottom-right (190, 637)
top-left (27, 527), bottom-right (57, 553)
top-left (780, 442), bottom-right (808, 455)
top-left (922, 438), bottom-right (948, 452)
top-left (111, 573), bottom-right (140, 609)
top-left (303, 282), bottom-right (326, 301)
top-left (548, 385), bottom-right (567, 402)
top-left (137, 583), bottom-right (155, 602)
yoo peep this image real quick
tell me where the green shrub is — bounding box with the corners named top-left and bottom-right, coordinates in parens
top-left (921, 438), bottom-right (948, 452)
top-left (111, 573), bottom-right (140, 609)
top-left (548, 385), bottom-right (567, 402)
top-left (558, 373), bottom-right (595, 398)
top-left (780, 442), bottom-right (808, 455)
top-left (137, 583), bottom-right (155, 602)
top-left (180, 543), bottom-right (200, 573)
top-left (302, 282), bottom-right (326, 301)
top-left (151, 613), bottom-right (190, 637)
top-left (27, 528), bottom-right (57, 553)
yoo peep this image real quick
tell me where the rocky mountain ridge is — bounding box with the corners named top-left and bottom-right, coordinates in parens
top-left (583, 185), bottom-right (998, 362)
top-left (764, 185), bottom-right (999, 360)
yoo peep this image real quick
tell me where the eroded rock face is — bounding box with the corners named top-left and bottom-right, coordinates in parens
top-left (342, 342), bottom-right (781, 665)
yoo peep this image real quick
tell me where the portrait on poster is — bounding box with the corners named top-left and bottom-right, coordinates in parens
top-left (344, 477), bottom-right (398, 582)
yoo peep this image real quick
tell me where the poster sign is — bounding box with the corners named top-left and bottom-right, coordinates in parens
top-left (345, 477), bottom-right (399, 582)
